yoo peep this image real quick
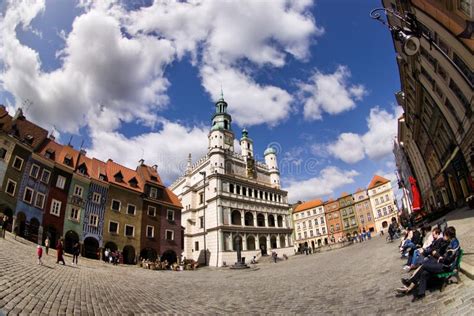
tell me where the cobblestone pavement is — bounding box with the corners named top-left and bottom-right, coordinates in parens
top-left (1, 233), bottom-right (473, 315)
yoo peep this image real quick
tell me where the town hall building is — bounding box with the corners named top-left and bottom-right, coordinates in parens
top-left (170, 95), bottom-right (293, 267)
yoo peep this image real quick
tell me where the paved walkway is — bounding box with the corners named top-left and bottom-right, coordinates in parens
top-left (1, 231), bottom-right (473, 315)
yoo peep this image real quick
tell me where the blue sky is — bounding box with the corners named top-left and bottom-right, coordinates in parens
top-left (0, 0), bottom-right (403, 202)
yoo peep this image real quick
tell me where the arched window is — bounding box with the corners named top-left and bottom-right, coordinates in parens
top-left (233, 235), bottom-right (243, 251)
top-left (277, 215), bottom-right (283, 227)
top-left (279, 235), bottom-right (286, 248)
top-left (270, 235), bottom-right (277, 248)
top-left (257, 213), bottom-right (265, 227)
top-left (244, 212), bottom-right (254, 226)
top-left (231, 210), bottom-right (242, 225)
top-left (268, 214), bottom-right (275, 227)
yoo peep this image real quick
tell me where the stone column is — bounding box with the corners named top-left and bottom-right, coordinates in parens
top-left (242, 233), bottom-right (247, 251)
top-left (276, 233), bottom-right (281, 248)
top-left (227, 209), bottom-right (232, 226)
top-left (264, 213), bottom-right (269, 227)
top-left (256, 233), bottom-right (260, 250)
top-left (286, 234), bottom-right (290, 247)
top-left (253, 211), bottom-right (257, 226)
top-left (266, 235), bottom-right (271, 250)
top-left (241, 211), bottom-right (245, 227)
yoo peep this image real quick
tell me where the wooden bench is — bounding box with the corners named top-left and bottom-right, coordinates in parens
top-left (434, 249), bottom-right (463, 292)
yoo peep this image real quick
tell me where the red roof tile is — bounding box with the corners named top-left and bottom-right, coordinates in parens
top-left (293, 199), bottom-right (323, 213)
top-left (368, 175), bottom-right (390, 189)
top-left (106, 159), bottom-right (143, 193)
top-left (137, 164), bottom-right (164, 186)
top-left (1, 109), bottom-right (48, 149)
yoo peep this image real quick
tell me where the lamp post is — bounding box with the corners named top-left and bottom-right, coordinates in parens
top-left (199, 171), bottom-right (207, 266)
top-left (370, 7), bottom-right (472, 86)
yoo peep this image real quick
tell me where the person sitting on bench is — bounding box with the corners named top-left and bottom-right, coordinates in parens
top-left (396, 226), bottom-right (460, 302)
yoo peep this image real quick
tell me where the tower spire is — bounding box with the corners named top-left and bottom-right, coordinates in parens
top-left (220, 85), bottom-right (224, 101)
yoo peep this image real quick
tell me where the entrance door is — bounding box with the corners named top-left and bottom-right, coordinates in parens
top-left (64, 230), bottom-right (79, 254)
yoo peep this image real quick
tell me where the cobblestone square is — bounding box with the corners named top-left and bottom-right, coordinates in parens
top-left (1, 233), bottom-right (473, 315)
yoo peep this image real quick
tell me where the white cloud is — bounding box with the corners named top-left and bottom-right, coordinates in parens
top-left (87, 120), bottom-right (209, 184)
top-left (200, 64), bottom-right (293, 127)
top-left (299, 65), bottom-right (367, 120)
top-left (283, 166), bottom-right (359, 203)
top-left (327, 106), bottom-right (402, 164)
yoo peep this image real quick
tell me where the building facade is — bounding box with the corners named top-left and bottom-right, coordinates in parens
top-left (338, 193), bottom-right (358, 238)
top-left (171, 96), bottom-right (293, 267)
top-left (387, 0), bottom-right (473, 212)
top-left (368, 175), bottom-right (398, 233)
top-left (325, 199), bottom-right (344, 242)
top-left (292, 200), bottom-right (328, 252)
top-left (352, 188), bottom-right (376, 233)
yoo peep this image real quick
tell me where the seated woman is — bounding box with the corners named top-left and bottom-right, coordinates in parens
top-left (396, 226), bottom-right (460, 302)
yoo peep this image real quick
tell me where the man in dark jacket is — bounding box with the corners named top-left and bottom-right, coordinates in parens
top-left (397, 226), bottom-right (460, 301)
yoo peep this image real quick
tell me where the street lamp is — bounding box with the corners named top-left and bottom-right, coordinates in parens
top-left (199, 171), bottom-right (207, 266)
top-left (370, 7), bottom-right (472, 85)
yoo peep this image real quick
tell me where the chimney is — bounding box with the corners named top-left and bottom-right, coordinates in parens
top-left (13, 108), bottom-right (24, 121)
top-left (152, 164), bottom-right (158, 171)
top-left (80, 149), bottom-right (87, 155)
top-left (139, 159), bottom-right (145, 165)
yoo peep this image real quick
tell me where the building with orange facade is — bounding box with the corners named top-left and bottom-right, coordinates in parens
top-left (324, 199), bottom-right (344, 243)
top-left (352, 188), bottom-right (376, 233)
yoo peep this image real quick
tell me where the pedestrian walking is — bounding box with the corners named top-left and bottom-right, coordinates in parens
top-left (44, 236), bottom-right (50, 255)
top-left (56, 238), bottom-right (65, 265)
top-left (104, 248), bottom-right (109, 263)
top-left (37, 245), bottom-right (43, 265)
top-left (72, 242), bottom-right (80, 265)
top-left (272, 251), bottom-right (278, 263)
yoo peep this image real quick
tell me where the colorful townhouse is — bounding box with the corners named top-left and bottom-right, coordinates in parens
top-left (352, 188), bottom-right (376, 233)
top-left (0, 109), bottom-right (48, 235)
top-left (338, 193), bottom-right (359, 238)
top-left (14, 149), bottom-right (54, 243)
top-left (63, 150), bottom-right (90, 254)
top-left (292, 199), bottom-right (328, 252)
top-left (0, 106), bottom-right (16, 193)
top-left (137, 162), bottom-right (182, 263)
top-left (103, 159), bottom-right (144, 264)
top-left (368, 175), bottom-right (399, 233)
top-left (324, 199), bottom-right (343, 242)
top-left (39, 140), bottom-right (78, 248)
top-left (82, 158), bottom-right (109, 259)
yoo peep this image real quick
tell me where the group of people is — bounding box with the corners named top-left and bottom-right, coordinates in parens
top-left (35, 237), bottom-right (81, 266)
top-left (395, 221), bottom-right (461, 301)
top-left (103, 248), bottom-right (121, 265)
top-left (0, 215), bottom-right (9, 238)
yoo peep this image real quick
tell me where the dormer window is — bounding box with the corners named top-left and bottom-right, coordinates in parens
top-left (78, 164), bottom-right (87, 175)
top-left (129, 177), bottom-right (138, 188)
top-left (99, 174), bottom-right (106, 181)
top-left (25, 134), bottom-right (34, 144)
top-left (64, 155), bottom-right (72, 166)
top-left (114, 171), bottom-right (123, 182)
top-left (45, 149), bottom-right (55, 160)
top-left (150, 176), bottom-right (158, 182)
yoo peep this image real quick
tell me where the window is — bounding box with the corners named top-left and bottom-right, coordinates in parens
top-left (375, 198), bottom-right (379, 205)
top-left (150, 187), bottom-right (158, 199)
top-left (383, 207), bottom-right (388, 215)
top-left (0, 148), bottom-right (6, 160)
top-left (165, 230), bottom-right (174, 240)
top-left (12, 156), bottom-right (24, 170)
top-left (70, 207), bottom-right (80, 221)
top-left (320, 217), bottom-right (325, 224)
top-left (360, 215), bottom-right (365, 223)
top-left (89, 214), bottom-right (98, 227)
top-left (125, 225), bottom-right (135, 237)
top-left (195, 241), bottom-right (199, 251)
top-left (199, 216), bottom-right (204, 228)
top-left (335, 223), bottom-right (340, 231)
top-left (50, 199), bottom-right (62, 217)
top-left (310, 230), bottom-right (314, 237)
top-left (111, 200), bottom-right (121, 211)
top-left (304, 231), bottom-right (307, 238)
top-left (367, 213), bottom-right (372, 221)
top-left (377, 209), bottom-right (382, 217)
top-left (449, 79), bottom-right (470, 110)
top-left (126, 204), bottom-right (136, 215)
top-left (314, 219), bottom-right (318, 225)
top-left (92, 192), bottom-right (101, 204)
top-left (147, 206), bottom-right (156, 217)
top-left (322, 227), bottom-right (326, 234)
top-left (199, 192), bottom-right (204, 204)
top-left (35, 192), bottom-right (45, 209)
top-left (56, 175), bottom-right (66, 189)
top-left (23, 187), bottom-right (34, 204)
top-left (73, 185), bottom-right (83, 197)
top-left (30, 164), bottom-right (40, 178)
top-left (298, 233), bottom-right (302, 240)
top-left (5, 179), bottom-right (16, 196)
top-left (459, 0), bottom-right (472, 17)
top-left (109, 221), bottom-right (119, 234)
top-left (41, 170), bottom-right (51, 184)
top-left (167, 209), bottom-right (175, 221)
top-left (146, 225), bottom-right (154, 238)
top-left (453, 52), bottom-right (473, 86)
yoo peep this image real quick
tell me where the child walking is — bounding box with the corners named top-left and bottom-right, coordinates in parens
top-left (37, 245), bottom-right (43, 265)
